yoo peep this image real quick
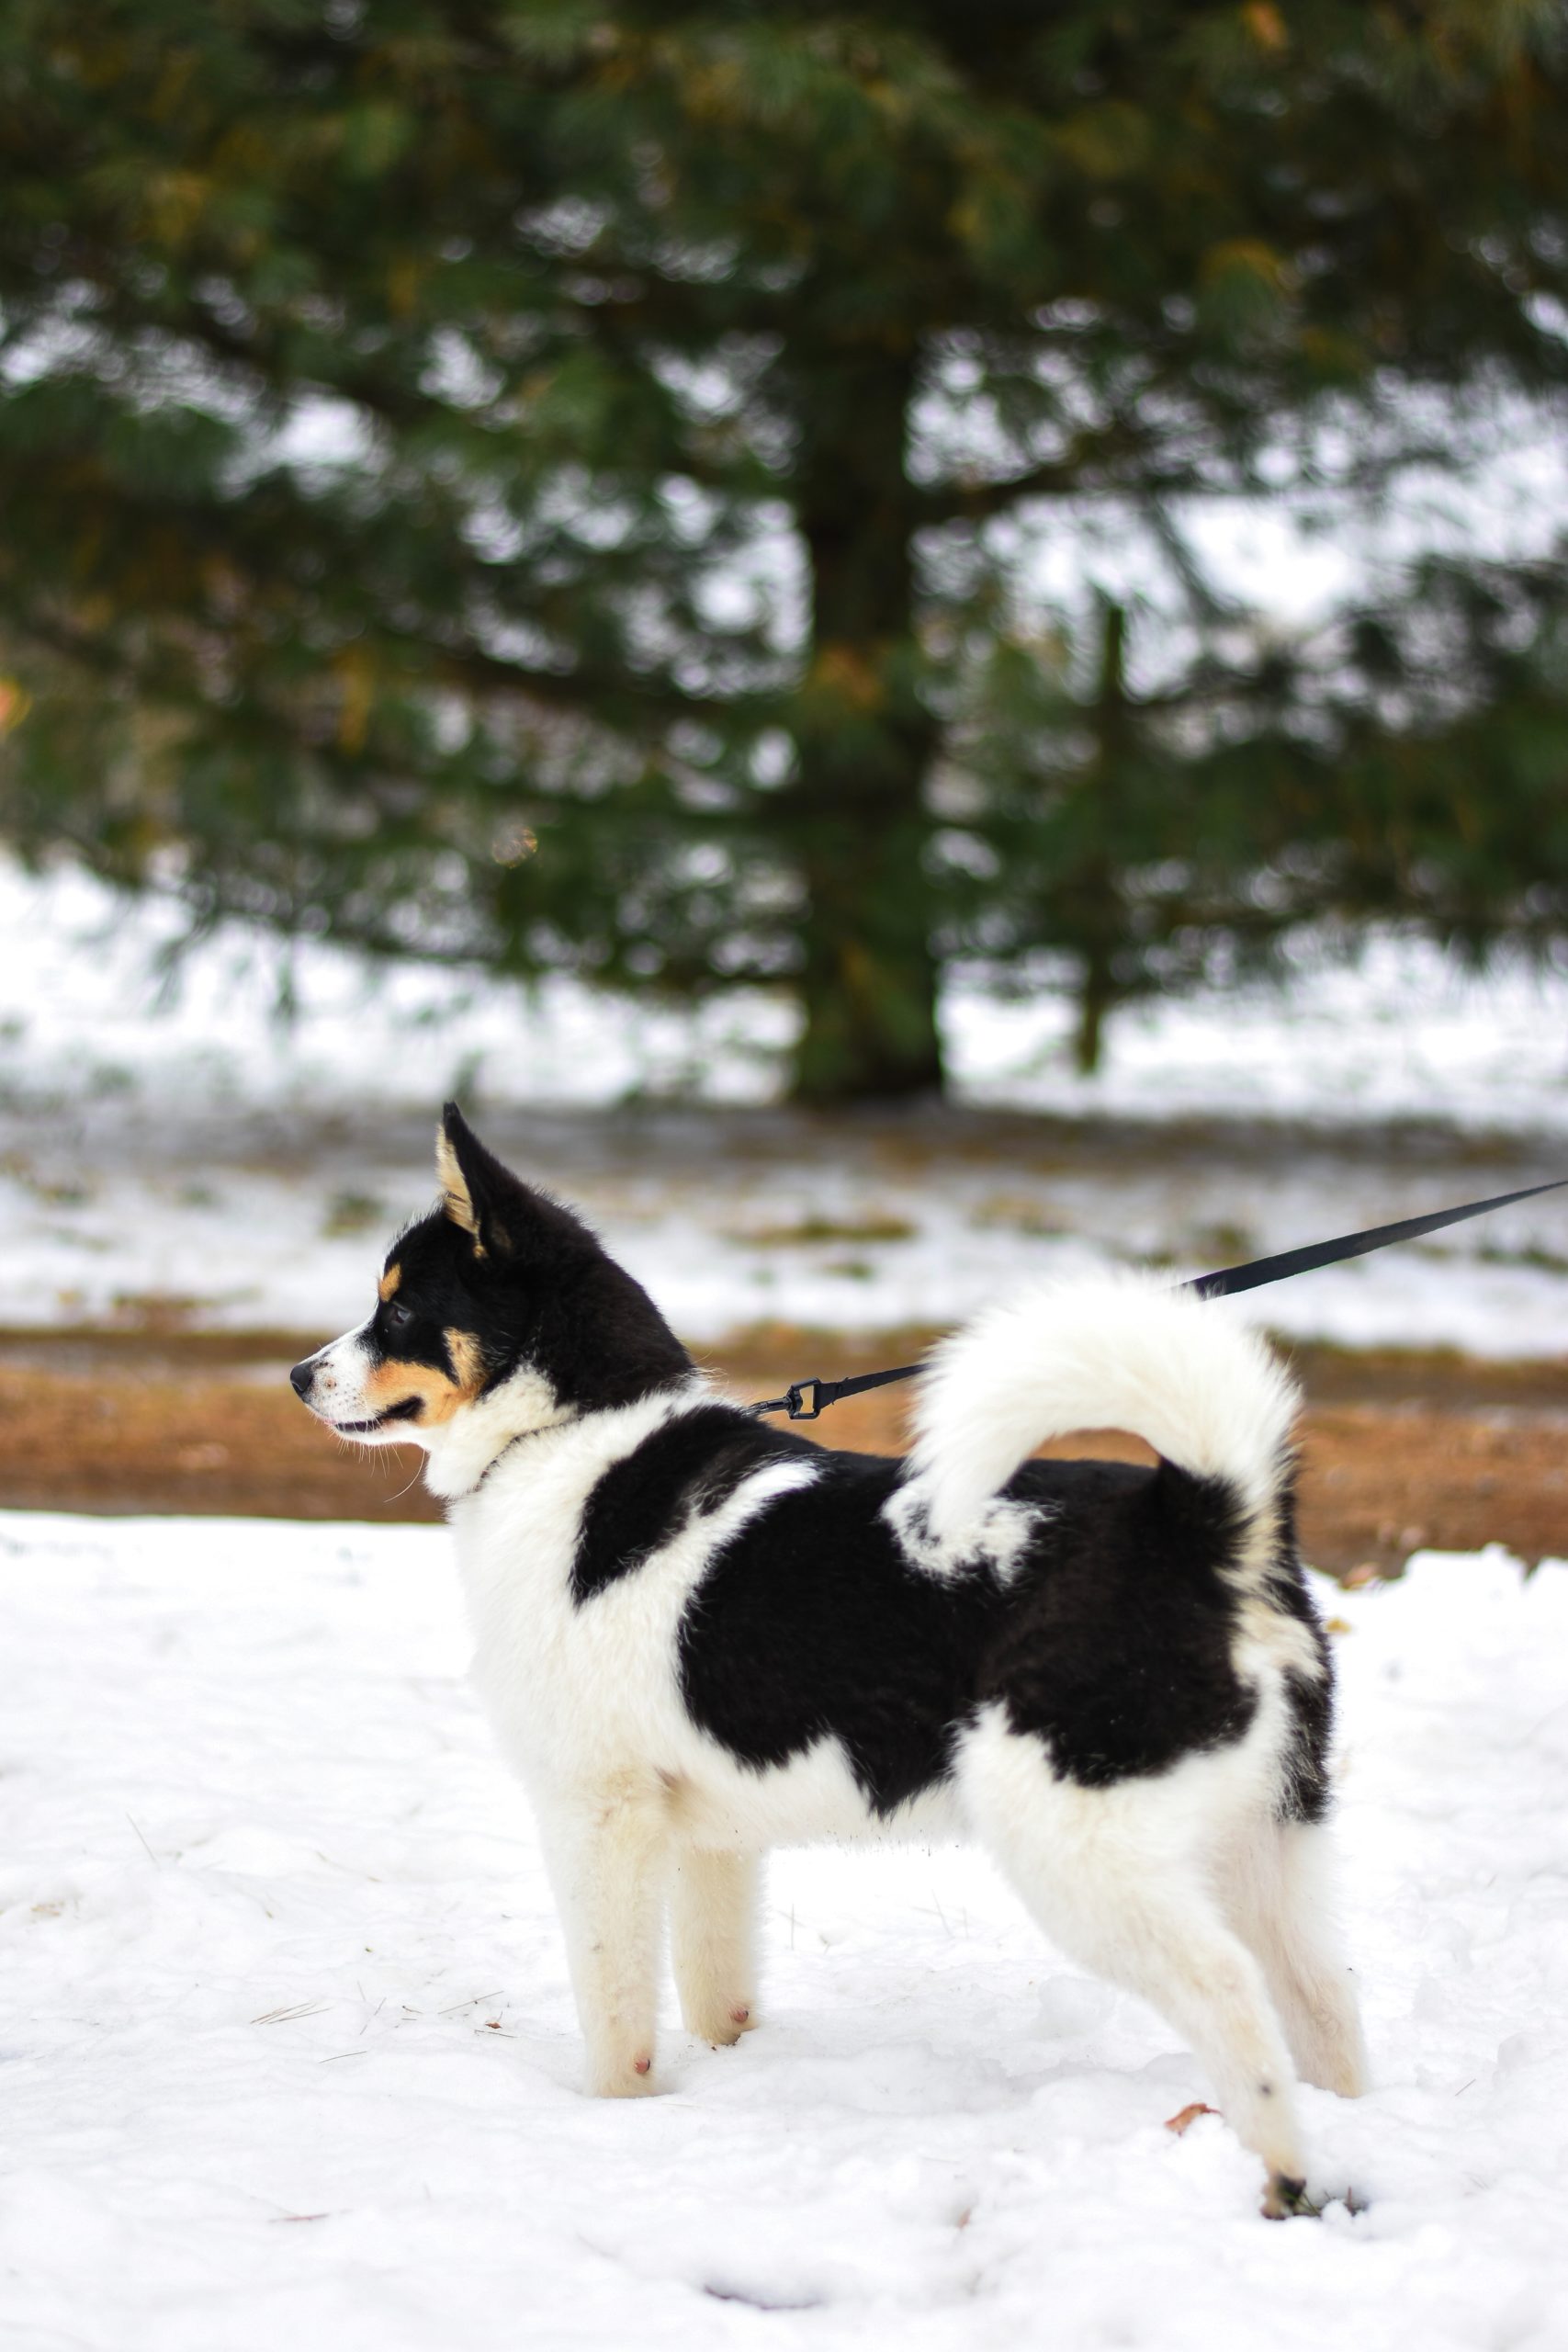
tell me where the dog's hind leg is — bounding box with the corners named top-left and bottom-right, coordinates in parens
top-left (1222, 1820), bottom-right (1369, 2099)
top-left (537, 1777), bottom-right (673, 2097)
top-left (671, 1847), bottom-right (761, 2045)
top-left (958, 1713), bottom-right (1312, 2214)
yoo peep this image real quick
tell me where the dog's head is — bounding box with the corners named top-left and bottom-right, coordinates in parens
top-left (290, 1104), bottom-right (691, 1486)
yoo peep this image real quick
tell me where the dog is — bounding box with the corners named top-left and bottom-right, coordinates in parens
top-left (291, 1102), bottom-right (1367, 2216)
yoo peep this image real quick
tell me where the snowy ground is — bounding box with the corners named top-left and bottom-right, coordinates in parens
top-left (12, 858), bottom-right (1568, 1134)
top-left (3, 1510), bottom-right (1566, 2352)
top-left (6, 856), bottom-right (1568, 1354)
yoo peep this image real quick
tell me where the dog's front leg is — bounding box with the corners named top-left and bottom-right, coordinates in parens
top-left (671, 1847), bottom-right (761, 2045)
top-left (538, 1781), bottom-right (672, 2097)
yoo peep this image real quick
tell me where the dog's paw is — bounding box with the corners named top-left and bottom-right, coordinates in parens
top-left (588, 2051), bottom-right (660, 2097)
top-left (686, 2001), bottom-right (759, 2048)
top-left (1261, 2172), bottom-right (1320, 2222)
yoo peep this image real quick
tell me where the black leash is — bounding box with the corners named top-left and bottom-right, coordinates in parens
top-left (750, 1174), bottom-right (1568, 1421)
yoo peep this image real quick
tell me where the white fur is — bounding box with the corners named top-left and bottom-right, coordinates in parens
top-left (293, 1324), bottom-right (380, 1427)
top-left (957, 1696), bottom-right (1308, 2176)
top-left (421, 1358), bottom-right (581, 1500)
top-left (908, 1272), bottom-right (1298, 1545)
top-left (879, 1478), bottom-right (1044, 1583)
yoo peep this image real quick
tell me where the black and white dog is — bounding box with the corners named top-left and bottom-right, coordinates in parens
top-left (292, 1104), bottom-right (1367, 2216)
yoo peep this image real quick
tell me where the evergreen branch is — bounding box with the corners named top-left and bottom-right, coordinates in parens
top-left (405, 636), bottom-right (786, 727)
top-left (914, 429), bottom-right (1202, 521)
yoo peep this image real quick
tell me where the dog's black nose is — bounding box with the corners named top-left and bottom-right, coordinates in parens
top-left (289, 1362), bottom-right (314, 1397)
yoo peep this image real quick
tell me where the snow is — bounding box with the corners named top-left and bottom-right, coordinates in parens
top-left (7, 855), bottom-right (1568, 1354)
top-left (3, 1510), bottom-right (1567, 2350)
top-left (11, 855), bottom-right (1568, 1133)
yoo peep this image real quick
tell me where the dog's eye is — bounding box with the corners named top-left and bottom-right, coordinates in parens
top-left (383, 1300), bottom-right (413, 1337)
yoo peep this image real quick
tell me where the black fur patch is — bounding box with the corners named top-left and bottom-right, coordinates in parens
top-left (979, 1462), bottom-right (1260, 1785)
top-left (1267, 1486), bottom-right (1335, 1822)
top-left (572, 1408), bottom-right (803, 1604)
top-left (671, 1444), bottom-right (1295, 1810)
top-left (677, 1443), bottom-right (1010, 1815)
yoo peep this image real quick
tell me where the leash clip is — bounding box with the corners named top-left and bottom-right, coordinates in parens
top-left (785, 1377), bottom-right (827, 1420)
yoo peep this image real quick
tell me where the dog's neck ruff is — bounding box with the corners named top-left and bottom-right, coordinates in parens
top-left (425, 1368), bottom-right (712, 1505)
top-left (463, 1426), bottom-right (546, 1499)
top-left (418, 1360), bottom-right (573, 1502)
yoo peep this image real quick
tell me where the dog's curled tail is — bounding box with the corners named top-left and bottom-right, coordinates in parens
top-left (906, 1272), bottom-right (1299, 1556)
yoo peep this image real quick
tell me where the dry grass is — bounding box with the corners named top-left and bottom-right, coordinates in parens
top-left (1, 1326), bottom-right (1565, 1577)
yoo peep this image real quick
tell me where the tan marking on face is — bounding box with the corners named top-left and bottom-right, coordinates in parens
top-left (378, 1262), bottom-right (402, 1303)
top-left (363, 1358), bottom-right (454, 1426)
top-left (434, 1125), bottom-right (480, 1241)
top-left (362, 1331), bottom-right (488, 1429)
top-left (446, 1328), bottom-right (487, 1396)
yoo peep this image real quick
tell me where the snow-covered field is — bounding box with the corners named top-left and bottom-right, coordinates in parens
top-left (6, 857), bottom-right (1568, 1353)
top-left (3, 1510), bottom-right (1566, 2351)
top-left (11, 858), bottom-right (1568, 1135)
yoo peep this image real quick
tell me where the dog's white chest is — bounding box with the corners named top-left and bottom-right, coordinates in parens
top-left (448, 1413), bottom-right (787, 1787)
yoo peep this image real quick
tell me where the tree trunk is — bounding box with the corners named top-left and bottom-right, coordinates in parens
top-left (1071, 598), bottom-right (1131, 1077)
top-left (784, 350), bottom-right (943, 1104)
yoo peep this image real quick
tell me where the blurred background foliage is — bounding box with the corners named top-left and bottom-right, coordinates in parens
top-left (1, 0), bottom-right (1566, 1100)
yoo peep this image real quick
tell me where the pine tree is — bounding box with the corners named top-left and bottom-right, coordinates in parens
top-left (1, 2), bottom-right (1565, 1096)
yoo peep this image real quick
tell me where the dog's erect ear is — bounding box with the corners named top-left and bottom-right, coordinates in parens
top-left (435, 1102), bottom-right (521, 1258)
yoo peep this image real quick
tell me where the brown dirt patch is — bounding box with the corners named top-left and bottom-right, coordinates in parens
top-left (2, 1325), bottom-right (1564, 1577)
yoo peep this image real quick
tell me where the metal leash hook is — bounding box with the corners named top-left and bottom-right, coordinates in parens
top-left (752, 1375), bottom-right (856, 1421)
top-left (750, 1362), bottom-right (925, 1422)
top-left (750, 1173), bottom-right (1568, 1420)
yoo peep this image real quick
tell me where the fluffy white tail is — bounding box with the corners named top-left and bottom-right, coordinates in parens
top-left (906, 1272), bottom-right (1299, 1549)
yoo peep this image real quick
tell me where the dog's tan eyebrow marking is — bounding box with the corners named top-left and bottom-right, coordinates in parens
top-left (378, 1262), bottom-right (403, 1302)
